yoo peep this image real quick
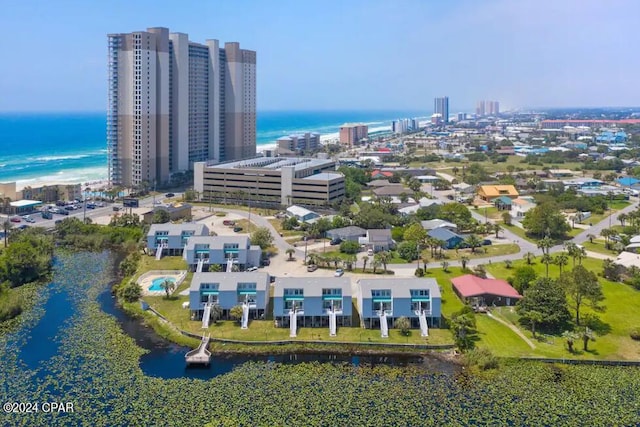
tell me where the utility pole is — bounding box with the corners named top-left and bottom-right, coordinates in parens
top-left (304, 235), bottom-right (308, 264)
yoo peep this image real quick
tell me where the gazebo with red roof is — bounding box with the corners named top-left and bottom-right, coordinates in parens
top-left (451, 274), bottom-right (522, 307)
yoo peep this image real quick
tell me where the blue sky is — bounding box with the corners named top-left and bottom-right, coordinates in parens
top-left (0, 0), bottom-right (638, 112)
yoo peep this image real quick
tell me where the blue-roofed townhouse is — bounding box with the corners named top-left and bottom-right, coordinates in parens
top-left (146, 223), bottom-right (209, 257)
top-left (356, 278), bottom-right (441, 330)
top-left (273, 277), bottom-right (352, 330)
top-left (189, 272), bottom-right (269, 321)
top-left (183, 235), bottom-right (262, 272)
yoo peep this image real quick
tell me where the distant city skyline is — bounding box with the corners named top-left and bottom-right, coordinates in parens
top-left (1, 0), bottom-right (640, 112)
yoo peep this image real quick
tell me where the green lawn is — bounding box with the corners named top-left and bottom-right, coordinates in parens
top-left (484, 256), bottom-right (640, 360)
top-left (473, 206), bottom-right (503, 220)
top-left (502, 224), bottom-right (534, 243)
top-left (267, 218), bottom-right (304, 238)
top-left (582, 240), bottom-right (618, 256)
top-left (136, 255), bottom-right (188, 277)
top-left (421, 243), bottom-right (520, 262)
top-left (312, 250), bottom-right (408, 264)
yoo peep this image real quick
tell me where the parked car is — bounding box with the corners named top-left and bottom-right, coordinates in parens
top-left (307, 264), bottom-right (318, 272)
top-left (23, 216), bottom-right (35, 223)
top-left (55, 200), bottom-right (67, 207)
top-left (86, 203), bottom-right (96, 209)
top-left (261, 258), bottom-right (271, 267)
top-left (334, 268), bottom-right (344, 277)
top-left (41, 211), bottom-right (53, 220)
top-left (329, 238), bottom-right (342, 245)
top-left (10, 216), bottom-right (21, 223)
top-left (222, 220), bottom-right (236, 226)
top-left (165, 193), bottom-right (175, 198)
top-left (269, 275), bottom-right (276, 283)
top-left (54, 220), bottom-right (62, 225)
top-left (112, 206), bottom-right (121, 212)
top-left (64, 205), bottom-right (75, 211)
top-left (95, 202), bottom-right (105, 207)
top-left (17, 225), bottom-right (29, 230)
top-left (367, 248), bottom-right (374, 256)
top-left (247, 266), bottom-right (259, 272)
top-left (233, 226), bottom-right (243, 232)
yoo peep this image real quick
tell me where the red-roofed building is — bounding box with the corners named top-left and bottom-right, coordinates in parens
top-left (451, 274), bottom-right (522, 307)
top-left (370, 170), bottom-right (394, 179)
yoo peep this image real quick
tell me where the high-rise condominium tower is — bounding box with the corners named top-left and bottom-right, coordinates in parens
top-left (434, 97), bottom-right (449, 124)
top-left (107, 27), bottom-right (256, 187)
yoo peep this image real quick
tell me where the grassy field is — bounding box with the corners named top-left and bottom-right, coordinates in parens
top-left (473, 206), bottom-right (503, 221)
top-left (267, 218), bottom-right (304, 238)
top-left (485, 256), bottom-right (640, 359)
top-left (136, 255), bottom-right (188, 276)
top-left (311, 250), bottom-right (409, 265)
top-left (581, 239), bottom-right (619, 256)
top-left (410, 155), bottom-right (586, 175)
top-left (421, 243), bottom-right (520, 262)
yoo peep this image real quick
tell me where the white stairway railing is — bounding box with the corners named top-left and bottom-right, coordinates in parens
top-left (196, 258), bottom-right (204, 273)
top-left (380, 312), bottom-right (389, 338)
top-left (241, 303), bottom-right (249, 330)
top-left (329, 310), bottom-right (337, 337)
top-left (289, 310), bottom-right (297, 338)
top-left (155, 244), bottom-right (164, 260)
top-left (417, 310), bottom-right (429, 337)
top-left (201, 304), bottom-right (212, 329)
top-left (226, 258), bottom-right (233, 273)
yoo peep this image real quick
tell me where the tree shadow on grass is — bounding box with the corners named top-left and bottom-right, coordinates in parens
top-left (583, 314), bottom-right (612, 336)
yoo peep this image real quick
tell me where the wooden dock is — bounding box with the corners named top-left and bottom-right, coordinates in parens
top-left (185, 334), bottom-right (211, 366)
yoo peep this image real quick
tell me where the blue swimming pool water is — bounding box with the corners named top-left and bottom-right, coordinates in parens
top-left (149, 277), bottom-right (176, 291)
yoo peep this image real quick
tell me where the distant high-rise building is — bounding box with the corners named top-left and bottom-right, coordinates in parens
top-left (476, 100), bottom-right (500, 117)
top-left (411, 118), bottom-right (420, 130)
top-left (434, 97), bottom-right (449, 124)
top-left (392, 118), bottom-right (410, 134)
top-left (339, 123), bottom-right (368, 145)
top-left (107, 27), bottom-right (256, 187)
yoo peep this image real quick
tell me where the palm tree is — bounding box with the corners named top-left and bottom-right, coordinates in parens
top-left (580, 327), bottom-right (595, 351)
top-left (362, 256), bottom-right (368, 273)
top-left (586, 234), bottom-right (596, 244)
top-left (601, 228), bottom-right (614, 249)
top-left (575, 246), bottom-right (587, 265)
top-left (160, 278), bottom-right (176, 299)
top-left (619, 213), bottom-right (628, 227)
top-left (504, 259), bottom-right (513, 269)
top-left (464, 234), bottom-right (483, 254)
top-left (523, 251), bottom-right (535, 265)
top-left (210, 264), bottom-right (222, 272)
top-left (541, 253), bottom-right (553, 277)
top-left (371, 258), bottom-right (381, 274)
top-left (554, 253), bottom-right (569, 274)
top-left (565, 243), bottom-right (579, 267)
top-left (562, 330), bottom-right (578, 353)
top-left (345, 254), bottom-right (357, 271)
top-left (286, 248), bottom-right (295, 261)
top-left (460, 255), bottom-right (470, 270)
top-left (377, 251), bottom-right (391, 274)
top-left (537, 236), bottom-right (554, 255)
top-left (441, 261), bottom-right (450, 272)
top-left (493, 223), bottom-right (502, 238)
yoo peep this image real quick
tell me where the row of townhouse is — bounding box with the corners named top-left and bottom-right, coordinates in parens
top-left (146, 223), bottom-right (262, 271)
top-left (188, 273), bottom-right (442, 332)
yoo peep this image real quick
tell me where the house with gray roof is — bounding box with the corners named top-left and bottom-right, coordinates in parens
top-left (189, 272), bottom-right (269, 322)
top-left (373, 185), bottom-right (411, 197)
top-left (356, 278), bottom-right (441, 330)
top-left (146, 223), bottom-right (209, 256)
top-left (273, 277), bottom-right (352, 330)
top-left (325, 226), bottom-right (367, 242)
top-left (359, 229), bottom-right (395, 252)
top-left (183, 235), bottom-right (262, 272)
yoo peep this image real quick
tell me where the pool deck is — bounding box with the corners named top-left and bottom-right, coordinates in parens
top-left (138, 272), bottom-right (185, 296)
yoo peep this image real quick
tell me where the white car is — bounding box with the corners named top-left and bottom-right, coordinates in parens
top-left (334, 268), bottom-right (344, 277)
top-left (247, 266), bottom-right (258, 272)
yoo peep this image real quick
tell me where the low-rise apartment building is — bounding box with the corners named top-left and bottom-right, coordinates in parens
top-left (183, 235), bottom-right (262, 272)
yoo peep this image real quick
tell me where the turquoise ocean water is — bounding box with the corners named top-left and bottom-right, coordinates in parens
top-left (0, 110), bottom-right (425, 187)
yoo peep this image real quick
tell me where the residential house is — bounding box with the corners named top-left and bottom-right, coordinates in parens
top-left (510, 196), bottom-right (536, 219)
top-left (373, 186), bottom-right (411, 198)
top-left (451, 274), bottom-right (521, 307)
top-left (453, 182), bottom-right (476, 196)
top-left (183, 235), bottom-right (262, 272)
top-left (146, 223), bottom-right (209, 256)
top-left (273, 277), bottom-right (352, 329)
top-left (370, 170), bottom-right (394, 180)
top-left (359, 229), bottom-right (395, 252)
top-left (421, 219), bottom-right (457, 232)
top-left (418, 197), bottom-right (443, 208)
top-left (286, 205), bottom-right (320, 223)
top-left (477, 185), bottom-right (519, 202)
top-left (614, 251), bottom-right (640, 269)
top-left (189, 272), bottom-right (269, 321)
top-left (548, 169), bottom-right (575, 178)
top-left (142, 203), bottom-right (192, 224)
top-left (356, 278), bottom-right (441, 329)
top-left (493, 195), bottom-right (513, 211)
top-left (427, 228), bottom-right (464, 250)
top-left (325, 226), bottom-right (367, 242)
top-left (367, 180), bottom-right (398, 188)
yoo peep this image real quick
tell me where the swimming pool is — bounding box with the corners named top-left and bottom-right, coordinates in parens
top-left (148, 277), bottom-right (177, 291)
